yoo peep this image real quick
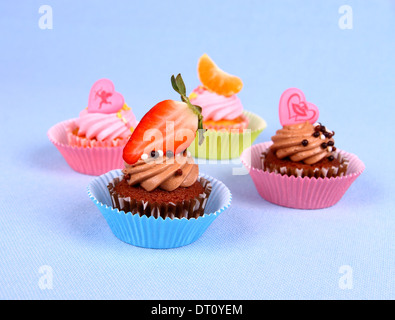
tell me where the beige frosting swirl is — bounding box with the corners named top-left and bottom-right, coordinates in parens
top-left (122, 152), bottom-right (199, 192)
top-left (270, 121), bottom-right (335, 165)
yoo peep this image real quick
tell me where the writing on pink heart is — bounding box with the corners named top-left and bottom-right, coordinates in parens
top-left (88, 79), bottom-right (125, 114)
top-left (279, 88), bottom-right (319, 126)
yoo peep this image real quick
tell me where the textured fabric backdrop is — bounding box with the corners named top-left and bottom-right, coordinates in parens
top-left (0, 0), bottom-right (393, 299)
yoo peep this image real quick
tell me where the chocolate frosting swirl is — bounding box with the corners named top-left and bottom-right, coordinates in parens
top-left (122, 152), bottom-right (199, 192)
top-left (270, 121), bottom-right (335, 165)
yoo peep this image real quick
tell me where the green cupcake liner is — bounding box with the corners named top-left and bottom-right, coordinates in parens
top-left (188, 111), bottom-right (267, 160)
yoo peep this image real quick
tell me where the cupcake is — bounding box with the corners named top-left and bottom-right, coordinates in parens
top-left (108, 152), bottom-right (212, 219)
top-left (87, 74), bottom-right (232, 248)
top-left (48, 79), bottom-right (137, 175)
top-left (187, 54), bottom-right (266, 160)
top-left (240, 88), bottom-right (365, 209)
top-left (262, 121), bottom-right (348, 178)
top-left (67, 79), bottom-right (137, 148)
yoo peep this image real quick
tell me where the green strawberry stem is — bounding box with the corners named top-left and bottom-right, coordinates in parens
top-left (171, 74), bottom-right (206, 145)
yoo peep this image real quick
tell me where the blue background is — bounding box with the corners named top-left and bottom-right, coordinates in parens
top-left (0, 0), bottom-right (394, 299)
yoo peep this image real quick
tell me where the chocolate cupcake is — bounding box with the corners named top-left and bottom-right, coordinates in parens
top-left (87, 74), bottom-right (232, 248)
top-left (261, 121), bottom-right (348, 178)
top-left (107, 73), bottom-right (213, 219)
top-left (108, 151), bottom-right (212, 219)
top-left (240, 87), bottom-right (364, 210)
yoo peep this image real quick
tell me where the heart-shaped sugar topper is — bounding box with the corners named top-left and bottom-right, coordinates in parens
top-left (279, 88), bottom-right (319, 126)
top-left (88, 79), bottom-right (125, 114)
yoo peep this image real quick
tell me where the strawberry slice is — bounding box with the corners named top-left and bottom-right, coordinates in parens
top-left (123, 74), bottom-right (205, 165)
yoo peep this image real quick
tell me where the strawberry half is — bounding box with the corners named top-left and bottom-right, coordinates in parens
top-left (123, 74), bottom-right (205, 165)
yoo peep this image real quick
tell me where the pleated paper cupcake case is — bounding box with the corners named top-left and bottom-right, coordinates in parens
top-left (87, 170), bottom-right (232, 248)
top-left (240, 142), bottom-right (365, 209)
top-left (48, 119), bottom-right (125, 175)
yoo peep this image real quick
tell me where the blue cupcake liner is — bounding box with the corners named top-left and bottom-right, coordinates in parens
top-left (87, 170), bottom-right (232, 249)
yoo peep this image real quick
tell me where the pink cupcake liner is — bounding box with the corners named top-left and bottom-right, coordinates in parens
top-left (240, 142), bottom-right (365, 209)
top-left (48, 119), bottom-right (126, 175)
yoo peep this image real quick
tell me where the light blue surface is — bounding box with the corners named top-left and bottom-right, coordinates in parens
top-left (0, 0), bottom-right (394, 299)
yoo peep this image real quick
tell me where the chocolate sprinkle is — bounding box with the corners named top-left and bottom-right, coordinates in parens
top-left (150, 150), bottom-right (158, 158)
top-left (313, 131), bottom-right (320, 138)
top-left (328, 141), bottom-right (334, 146)
top-left (302, 139), bottom-right (309, 146)
top-left (328, 155), bottom-right (334, 161)
top-left (166, 150), bottom-right (174, 158)
top-left (321, 142), bottom-right (328, 149)
top-left (175, 169), bottom-right (183, 176)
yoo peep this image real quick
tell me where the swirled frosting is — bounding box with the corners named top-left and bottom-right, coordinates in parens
top-left (122, 152), bottom-right (199, 192)
top-left (75, 105), bottom-right (137, 141)
top-left (189, 86), bottom-right (243, 121)
top-left (270, 121), bottom-right (336, 165)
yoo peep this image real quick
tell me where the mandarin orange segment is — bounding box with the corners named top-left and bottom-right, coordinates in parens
top-left (197, 54), bottom-right (243, 97)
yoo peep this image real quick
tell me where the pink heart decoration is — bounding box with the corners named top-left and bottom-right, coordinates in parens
top-left (279, 88), bottom-right (319, 126)
top-left (88, 79), bottom-right (125, 114)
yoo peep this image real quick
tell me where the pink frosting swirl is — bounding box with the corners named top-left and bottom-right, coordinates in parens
top-left (189, 86), bottom-right (243, 121)
top-left (75, 106), bottom-right (137, 141)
